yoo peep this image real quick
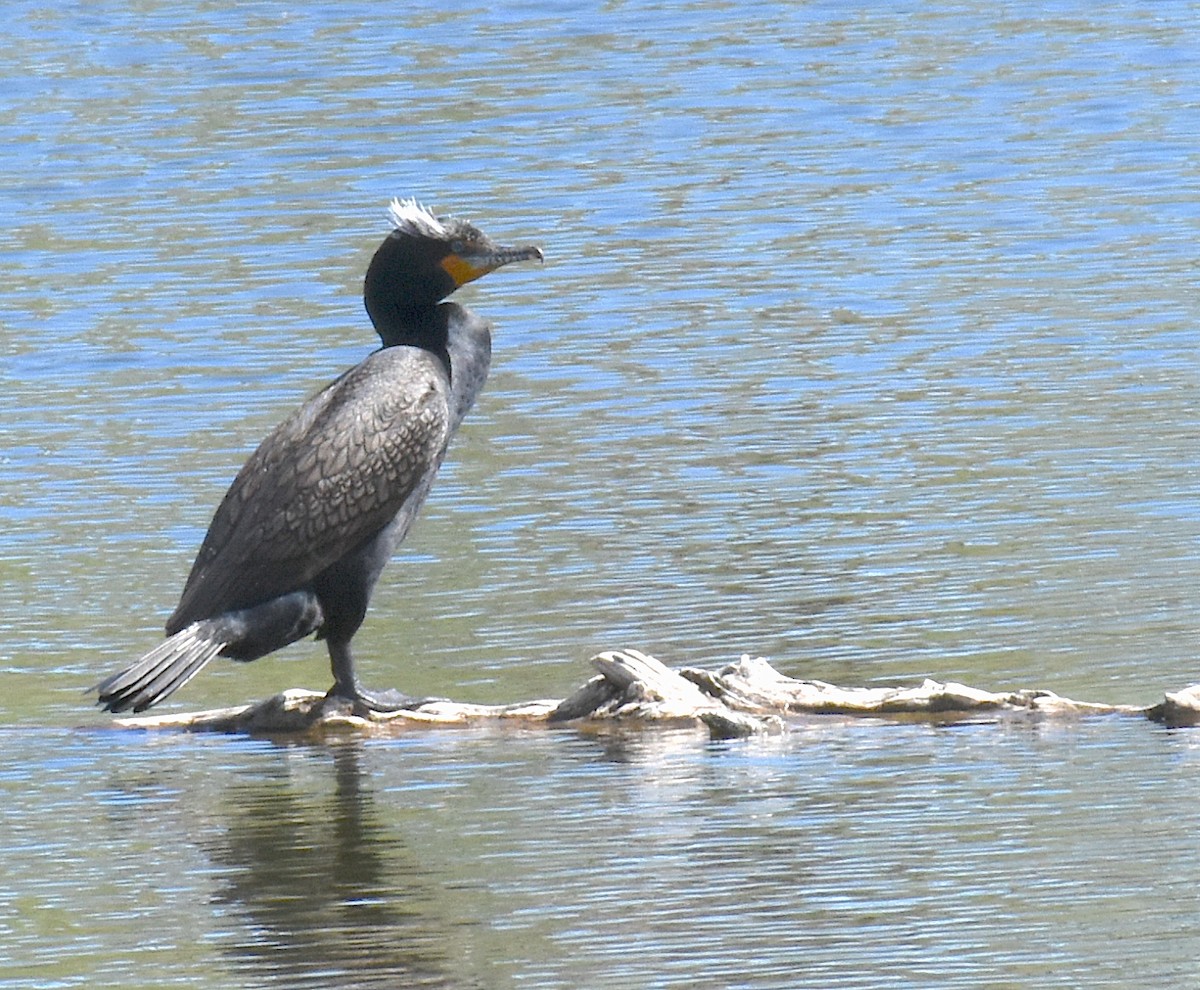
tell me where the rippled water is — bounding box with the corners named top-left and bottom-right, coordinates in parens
top-left (3, 1), bottom-right (1200, 986)
top-left (5, 721), bottom-right (1200, 988)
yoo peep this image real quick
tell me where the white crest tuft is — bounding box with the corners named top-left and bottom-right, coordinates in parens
top-left (386, 197), bottom-right (447, 239)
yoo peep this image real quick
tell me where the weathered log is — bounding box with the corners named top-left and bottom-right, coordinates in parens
top-left (1145, 685), bottom-right (1200, 729)
top-left (107, 649), bottom-right (1188, 739)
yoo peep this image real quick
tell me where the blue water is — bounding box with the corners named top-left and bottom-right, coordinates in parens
top-left (2, 1), bottom-right (1200, 986)
top-left (4, 718), bottom-right (1198, 988)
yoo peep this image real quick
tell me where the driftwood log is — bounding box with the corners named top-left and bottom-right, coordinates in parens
top-left (109, 650), bottom-right (1200, 738)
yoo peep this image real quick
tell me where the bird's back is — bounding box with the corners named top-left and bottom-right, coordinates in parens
top-left (167, 346), bottom-right (453, 634)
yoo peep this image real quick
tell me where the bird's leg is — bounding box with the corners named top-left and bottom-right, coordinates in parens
top-left (325, 639), bottom-right (416, 713)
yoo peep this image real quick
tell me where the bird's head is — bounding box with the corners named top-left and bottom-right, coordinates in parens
top-left (365, 198), bottom-right (543, 336)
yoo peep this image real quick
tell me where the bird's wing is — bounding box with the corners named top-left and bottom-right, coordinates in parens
top-left (166, 348), bottom-right (452, 632)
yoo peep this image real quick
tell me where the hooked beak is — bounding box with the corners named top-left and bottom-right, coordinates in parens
top-left (440, 243), bottom-right (544, 289)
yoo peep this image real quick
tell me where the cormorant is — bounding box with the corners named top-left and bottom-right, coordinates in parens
top-left (95, 199), bottom-right (542, 714)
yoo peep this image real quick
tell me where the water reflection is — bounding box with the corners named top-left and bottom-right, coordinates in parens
top-left (202, 741), bottom-right (480, 990)
top-left (5, 0), bottom-right (1200, 985)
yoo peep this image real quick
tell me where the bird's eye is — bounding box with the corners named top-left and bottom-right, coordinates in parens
top-left (450, 239), bottom-right (465, 254)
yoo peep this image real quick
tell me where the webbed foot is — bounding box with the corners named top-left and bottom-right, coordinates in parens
top-left (325, 683), bottom-right (439, 716)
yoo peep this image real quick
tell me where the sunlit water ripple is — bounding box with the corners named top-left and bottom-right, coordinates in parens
top-left (2, 1), bottom-right (1200, 986)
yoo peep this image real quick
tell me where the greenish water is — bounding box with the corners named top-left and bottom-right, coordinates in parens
top-left (3, 1), bottom-right (1200, 986)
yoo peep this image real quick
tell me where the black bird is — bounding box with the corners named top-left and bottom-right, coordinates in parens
top-left (95, 199), bottom-right (542, 714)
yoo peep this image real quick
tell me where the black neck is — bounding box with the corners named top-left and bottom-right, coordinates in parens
top-left (373, 305), bottom-right (452, 382)
top-left (361, 232), bottom-right (492, 424)
top-left (363, 233), bottom-right (457, 346)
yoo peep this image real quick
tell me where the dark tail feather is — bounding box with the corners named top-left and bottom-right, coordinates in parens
top-left (95, 624), bottom-right (225, 714)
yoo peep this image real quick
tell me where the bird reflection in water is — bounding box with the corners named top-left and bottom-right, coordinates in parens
top-left (199, 741), bottom-right (484, 989)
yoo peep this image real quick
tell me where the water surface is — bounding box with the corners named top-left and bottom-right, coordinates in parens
top-left (2, 1), bottom-right (1199, 986)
